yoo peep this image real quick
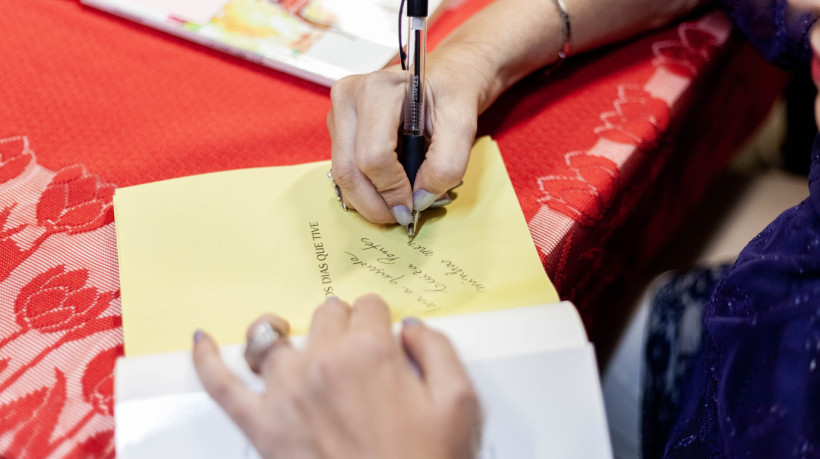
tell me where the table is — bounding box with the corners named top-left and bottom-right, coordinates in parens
top-left (0, 1), bottom-right (786, 456)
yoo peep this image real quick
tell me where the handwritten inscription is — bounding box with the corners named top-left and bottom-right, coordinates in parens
top-left (310, 222), bottom-right (335, 297)
top-left (408, 264), bottom-right (448, 293)
top-left (332, 236), bottom-right (490, 315)
top-left (360, 238), bottom-right (399, 264)
top-left (343, 252), bottom-right (406, 285)
top-left (441, 260), bottom-right (485, 292)
top-left (406, 241), bottom-right (434, 257)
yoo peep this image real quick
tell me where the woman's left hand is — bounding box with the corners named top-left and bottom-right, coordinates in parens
top-left (193, 294), bottom-right (482, 459)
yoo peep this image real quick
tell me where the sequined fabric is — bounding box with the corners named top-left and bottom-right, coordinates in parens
top-left (658, 139), bottom-right (820, 458)
top-left (641, 3), bottom-right (820, 456)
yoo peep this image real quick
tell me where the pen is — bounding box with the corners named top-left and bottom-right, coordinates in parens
top-left (401, 0), bottom-right (428, 240)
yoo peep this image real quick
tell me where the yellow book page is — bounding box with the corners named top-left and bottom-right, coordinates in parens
top-left (114, 136), bottom-right (559, 356)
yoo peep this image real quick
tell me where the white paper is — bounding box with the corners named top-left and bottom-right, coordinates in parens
top-left (116, 302), bottom-right (612, 458)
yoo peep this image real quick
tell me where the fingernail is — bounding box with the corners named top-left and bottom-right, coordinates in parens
top-left (413, 189), bottom-right (437, 212)
top-left (193, 329), bottom-right (204, 344)
top-left (429, 193), bottom-right (452, 208)
top-left (402, 317), bottom-right (423, 328)
top-left (392, 205), bottom-right (414, 226)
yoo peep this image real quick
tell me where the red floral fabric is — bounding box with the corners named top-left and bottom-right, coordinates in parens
top-left (0, 0), bottom-right (786, 456)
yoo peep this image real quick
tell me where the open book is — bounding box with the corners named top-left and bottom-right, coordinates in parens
top-left (112, 137), bottom-right (612, 456)
top-left (80, 0), bottom-right (446, 86)
top-left (116, 302), bottom-right (612, 457)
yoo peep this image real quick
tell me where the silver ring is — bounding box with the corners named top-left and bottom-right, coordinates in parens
top-left (327, 169), bottom-right (348, 211)
top-left (244, 322), bottom-right (288, 373)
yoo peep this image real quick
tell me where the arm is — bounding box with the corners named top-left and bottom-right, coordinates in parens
top-left (328, 0), bottom-right (711, 226)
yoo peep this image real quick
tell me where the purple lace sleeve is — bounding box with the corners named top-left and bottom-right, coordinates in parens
top-left (720, 0), bottom-right (815, 68)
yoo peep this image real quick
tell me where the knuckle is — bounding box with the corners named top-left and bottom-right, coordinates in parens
top-left (356, 72), bottom-right (396, 95)
top-left (307, 352), bottom-right (345, 387)
top-left (428, 158), bottom-right (465, 189)
top-left (330, 162), bottom-right (357, 189)
top-left (351, 332), bottom-right (394, 361)
top-left (329, 75), bottom-right (356, 105)
top-left (356, 144), bottom-right (394, 176)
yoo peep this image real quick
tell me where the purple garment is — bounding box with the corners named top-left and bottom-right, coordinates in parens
top-left (720, 0), bottom-right (814, 68)
top-left (662, 138), bottom-right (820, 457)
top-left (657, 2), bottom-right (818, 457)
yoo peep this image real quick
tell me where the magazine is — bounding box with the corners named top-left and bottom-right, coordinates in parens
top-left (81, 0), bottom-right (445, 86)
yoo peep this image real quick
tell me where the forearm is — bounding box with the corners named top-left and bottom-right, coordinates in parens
top-left (429, 0), bottom-right (714, 113)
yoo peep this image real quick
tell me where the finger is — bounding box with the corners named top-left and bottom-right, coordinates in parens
top-left (412, 98), bottom-right (476, 212)
top-left (307, 296), bottom-right (352, 349)
top-left (349, 293), bottom-right (393, 336)
top-left (400, 319), bottom-right (474, 403)
top-left (353, 77), bottom-right (413, 223)
top-left (329, 75), bottom-right (397, 224)
top-left (193, 330), bottom-right (263, 438)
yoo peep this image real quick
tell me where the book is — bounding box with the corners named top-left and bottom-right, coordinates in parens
top-left (80, 0), bottom-right (446, 86)
top-left (112, 137), bottom-right (612, 456)
top-left (115, 302), bottom-right (613, 458)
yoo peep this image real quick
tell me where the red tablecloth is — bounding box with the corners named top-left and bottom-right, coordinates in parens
top-left (0, 0), bottom-right (786, 456)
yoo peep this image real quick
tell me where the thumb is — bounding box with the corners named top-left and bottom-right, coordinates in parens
top-left (412, 104), bottom-right (475, 212)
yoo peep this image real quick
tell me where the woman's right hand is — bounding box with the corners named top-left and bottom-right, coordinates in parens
top-left (327, 53), bottom-right (490, 226)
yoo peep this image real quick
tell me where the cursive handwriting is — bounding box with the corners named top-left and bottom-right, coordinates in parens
top-left (344, 252), bottom-right (406, 284)
top-left (441, 260), bottom-right (485, 292)
top-left (408, 264), bottom-right (448, 293)
top-left (360, 238), bottom-right (400, 264)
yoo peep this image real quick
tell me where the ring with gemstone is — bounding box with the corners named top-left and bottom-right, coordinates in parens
top-left (327, 169), bottom-right (348, 211)
top-left (244, 321), bottom-right (289, 373)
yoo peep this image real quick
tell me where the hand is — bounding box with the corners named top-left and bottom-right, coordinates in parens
top-left (193, 294), bottom-right (482, 459)
top-left (327, 57), bottom-right (486, 225)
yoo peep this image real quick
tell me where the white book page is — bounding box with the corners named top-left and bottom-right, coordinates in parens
top-left (116, 302), bottom-right (612, 458)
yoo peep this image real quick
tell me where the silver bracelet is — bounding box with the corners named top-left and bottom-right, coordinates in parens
top-left (548, 0), bottom-right (571, 71)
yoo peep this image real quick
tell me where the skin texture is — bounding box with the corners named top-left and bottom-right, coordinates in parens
top-left (327, 0), bottom-right (710, 225)
top-left (193, 295), bottom-right (481, 459)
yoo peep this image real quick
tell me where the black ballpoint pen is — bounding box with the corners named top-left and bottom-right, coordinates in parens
top-left (401, 0), bottom-right (428, 240)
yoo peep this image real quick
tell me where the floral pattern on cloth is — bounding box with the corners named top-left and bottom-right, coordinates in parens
top-left (0, 1), bottom-right (791, 456)
top-left (0, 137), bottom-right (121, 458)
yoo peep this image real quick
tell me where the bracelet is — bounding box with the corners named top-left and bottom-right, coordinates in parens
top-left (546, 0), bottom-right (571, 72)
top-left (552, 0), bottom-right (571, 60)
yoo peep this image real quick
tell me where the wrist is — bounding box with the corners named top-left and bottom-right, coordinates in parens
top-left (427, 44), bottom-right (504, 115)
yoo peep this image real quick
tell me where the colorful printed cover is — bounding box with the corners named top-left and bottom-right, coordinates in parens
top-left (81, 0), bottom-right (444, 86)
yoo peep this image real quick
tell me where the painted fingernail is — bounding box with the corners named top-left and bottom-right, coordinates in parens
top-left (402, 317), bottom-right (423, 328)
top-left (429, 193), bottom-right (452, 208)
top-left (392, 205), bottom-right (414, 226)
top-left (193, 329), bottom-right (204, 344)
top-left (413, 189), bottom-right (437, 212)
